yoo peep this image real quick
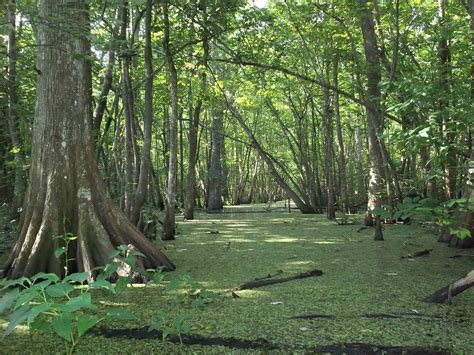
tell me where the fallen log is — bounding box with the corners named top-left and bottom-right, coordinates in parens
top-left (235, 268), bottom-right (322, 291)
top-left (424, 270), bottom-right (474, 303)
top-left (254, 269), bottom-right (283, 281)
top-left (401, 249), bottom-right (433, 259)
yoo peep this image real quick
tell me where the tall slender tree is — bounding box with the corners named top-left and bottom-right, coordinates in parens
top-left (162, 0), bottom-right (179, 240)
top-left (359, 0), bottom-right (386, 241)
top-left (185, 37), bottom-right (209, 220)
top-left (130, 0), bottom-right (154, 226)
top-left (7, 0), bottom-right (25, 218)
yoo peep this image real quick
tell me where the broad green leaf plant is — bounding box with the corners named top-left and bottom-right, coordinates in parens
top-left (0, 234), bottom-right (219, 354)
top-left (373, 197), bottom-right (473, 239)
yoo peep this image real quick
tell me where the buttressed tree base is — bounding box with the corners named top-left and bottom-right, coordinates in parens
top-left (2, 0), bottom-right (174, 279)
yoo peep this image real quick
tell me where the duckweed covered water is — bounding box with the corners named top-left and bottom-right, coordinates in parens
top-left (1, 203), bottom-right (473, 353)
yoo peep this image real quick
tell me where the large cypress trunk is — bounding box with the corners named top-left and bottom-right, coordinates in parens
top-left (2, 0), bottom-right (174, 279)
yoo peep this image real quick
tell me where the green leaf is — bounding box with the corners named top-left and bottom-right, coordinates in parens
top-left (129, 250), bottom-right (146, 258)
top-left (31, 279), bottom-right (54, 291)
top-left (31, 272), bottom-right (60, 283)
top-left (152, 272), bottom-right (165, 284)
top-left (106, 308), bottom-right (136, 320)
top-left (54, 247), bottom-right (66, 258)
top-left (124, 255), bottom-right (136, 268)
top-left (448, 227), bottom-right (471, 239)
top-left (45, 283), bottom-right (75, 298)
top-left (63, 272), bottom-right (90, 284)
top-left (52, 313), bottom-right (73, 342)
top-left (115, 276), bottom-right (130, 294)
top-left (372, 207), bottom-right (392, 219)
top-left (30, 314), bottom-right (49, 331)
top-left (77, 315), bottom-right (99, 337)
top-left (164, 278), bottom-right (181, 292)
top-left (108, 245), bottom-right (128, 258)
top-left (99, 262), bottom-right (119, 279)
top-left (3, 304), bottom-right (30, 338)
top-left (66, 234), bottom-right (77, 241)
top-left (14, 289), bottom-right (40, 309)
top-left (108, 249), bottom-right (122, 258)
top-left (90, 279), bottom-right (116, 294)
top-left (1, 277), bottom-right (30, 290)
top-left (27, 303), bottom-right (50, 326)
top-left (65, 293), bottom-right (96, 311)
top-left (191, 298), bottom-right (205, 308)
top-left (198, 290), bottom-right (219, 300)
top-left (0, 289), bottom-right (20, 314)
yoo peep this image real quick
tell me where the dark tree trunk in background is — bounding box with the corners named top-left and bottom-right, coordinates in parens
top-left (0, 103), bottom-right (8, 202)
top-left (354, 126), bottom-right (366, 198)
top-left (322, 66), bottom-right (335, 220)
top-left (7, 0), bottom-right (26, 218)
top-left (333, 58), bottom-right (349, 213)
top-left (420, 145), bottom-right (437, 198)
top-left (162, 0), bottom-right (178, 240)
top-left (207, 44), bottom-right (225, 211)
top-left (92, 0), bottom-right (123, 139)
top-left (184, 38), bottom-right (209, 220)
top-left (120, 3), bottom-right (139, 220)
top-left (207, 109), bottom-right (224, 211)
top-left (2, 0), bottom-right (174, 279)
top-left (359, 0), bottom-right (386, 241)
top-left (437, 0), bottom-right (457, 201)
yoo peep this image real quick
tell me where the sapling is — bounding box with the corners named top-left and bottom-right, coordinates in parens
top-left (0, 240), bottom-right (139, 355)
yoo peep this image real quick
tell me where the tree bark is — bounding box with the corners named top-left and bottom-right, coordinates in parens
top-left (184, 36), bottom-right (209, 219)
top-left (438, 0), bottom-right (457, 200)
top-left (359, 0), bottom-right (386, 240)
top-left (207, 44), bottom-right (225, 211)
top-left (7, 0), bottom-right (26, 218)
top-left (333, 58), bottom-right (349, 213)
top-left (120, 3), bottom-right (140, 220)
top-left (92, 0), bottom-right (123, 139)
top-left (162, 0), bottom-right (178, 240)
top-left (2, 0), bottom-right (174, 279)
top-left (322, 68), bottom-right (335, 220)
top-left (354, 126), bottom-right (366, 197)
top-left (207, 111), bottom-right (224, 211)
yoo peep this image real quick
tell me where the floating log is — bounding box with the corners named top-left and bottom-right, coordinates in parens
top-left (424, 270), bottom-right (474, 303)
top-left (234, 268), bottom-right (322, 291)
top-left (401, 249), bottom-right (432, 259)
